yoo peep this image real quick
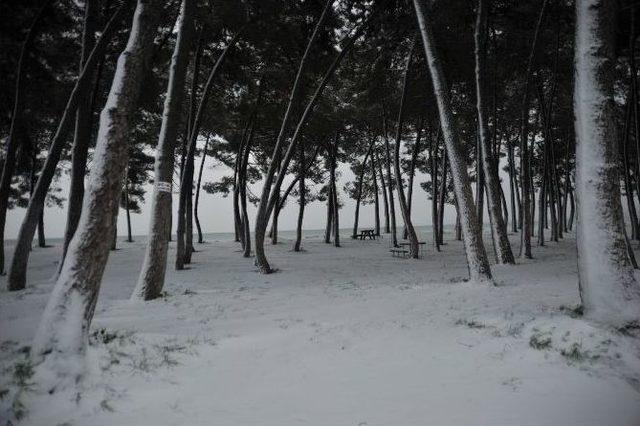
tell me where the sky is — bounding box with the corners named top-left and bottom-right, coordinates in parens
top-left (4, 148), bottom-right (465, 240)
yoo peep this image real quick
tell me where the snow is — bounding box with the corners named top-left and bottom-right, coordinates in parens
top-left (1, 229), bottom-right (640, 425)
top-left (573, 0), bottom-right (640, 326)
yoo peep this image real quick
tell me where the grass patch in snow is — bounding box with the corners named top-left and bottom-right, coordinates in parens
top-left (529, 329), bottom-right (553, 350)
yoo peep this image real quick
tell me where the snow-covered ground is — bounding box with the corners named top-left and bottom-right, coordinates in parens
top-left (1, 229), bottom-right (639, 425)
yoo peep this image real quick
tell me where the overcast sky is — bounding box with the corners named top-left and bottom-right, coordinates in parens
top-left (5, 148), bottom-right (467, 240)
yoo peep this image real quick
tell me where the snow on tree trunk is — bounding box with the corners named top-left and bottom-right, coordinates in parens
top-left (7, 5), bottom-right (126, 291)
top-left (133, 0), bottom-right (193, 301)
top-left (413, 0), bottom-right (492, 282)
top-left (573, 0), bottom-right (640, 327)
top-left (30, 0), bottom-right (161, 386)
top-left (474, 0), bottom-right (515, 264)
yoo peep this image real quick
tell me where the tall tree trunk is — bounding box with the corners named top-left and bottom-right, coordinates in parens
top-left (37, 210), bottom-right (45, 248)
top-left (331, 130), bottom-right (340, 248)
top-left (518, 0), bottom-right (549, 259)
top-left (404, 119), bottom-right (422, 240)
top-left (475, 133), bottom-right (485, 232)
top-left (474, 0), bottom-right (514, 264)
top-left (438, 152), bottom-right (447, 245)
top-left (352, 139), bottom-right (374, 239)
top-left (7, 5), bottom-right (127, 291)
top-left (254, 0), bottom-right (332, 272)
top-left (125, 182), bottom-right (133, 242)
top-left (574, 0), bottom-right (640, 326)
top-left (31, 0), bottom-right (161, 378)
top-left (325, 178), bottom-right (333, 244)
top-left (393, 42), bottom-right (420, 258)
top-left (134, 0), bottom-right (193, 301)
top-left (413, 0), bottom-right (492, 282)
top-left (622, 96), bottom-right (639, 240)
top-left (508, 143), bottom-right (518, 233)
top-left (177, 29), bottom-right (239, 270)
top-left (382, 106), bottom-right (399, 247)
top-left (194, 134), bottom-right (210, 244)
top-left (376, 151), bottom-right (390, 234)
top-left (0, 1), bottom-right (50, 275)
top-left (430, 131), bottom-right (440, 251)
top-left (293, 141), bottom-right (306, 252)
top-left (60, 0), bottom-right (99, 270)
top-left (255, 14), bottom-right (370, 272)
top-left (371, 154), bottom-right (381, 236)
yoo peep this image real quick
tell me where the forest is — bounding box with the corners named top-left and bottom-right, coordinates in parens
top-left (1, 0), bottom-right (640, 424)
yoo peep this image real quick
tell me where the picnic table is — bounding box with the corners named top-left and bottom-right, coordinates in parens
top-left (390, 247), bottom-right (409, 258)
top-left (397, 241), bottom-right (427, 258)
top-left (357, 229), bottom-right (377, 240)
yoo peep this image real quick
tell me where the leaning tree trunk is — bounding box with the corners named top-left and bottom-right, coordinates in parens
top-left (59, 0), bottom-right (99, 270)
top-left (293, 141), bottom-right (306, 252)
top-left (124, 182), bottom-right (133, 242)
top-left (325, 177), bottom-right (333, 243)
top-left (438, 153), bottom-right (447, 245)
top-left (0, 1), bottom-right (49, 275)
top-left (371, 154), bottom-right (381, 236)
top-left (352, 139), bottom-right (374, 239)
top-left (375, 151), bottom-right (391, 234)
top-left (382, 107), bottom-right (399, 247)
top-left (573, 0), bottom-right (640, 327)
top-left (413, 0), bottom-right (492, 282)
top-left (31, 0), bottom-right (161, 381)
top-left (7, 6), bottom-right (126, 291)
top-left (176, 28), bottom-right (240, 270)
top-left (518, 0), bottom-right (549, 259)
top-left (331, 131), bottom-right (341, 247)
top-left (253, 0), bottom-right (332, 272)
top-left (404, 120), bottom-right (422, 240)
top-left (194, 134), bottom-right (210, 244)
top-left (393, 43), bottom-right (420, 258)
top-left (133, 0), bottom-right (193, 301)
top-left (430, 131), bottom-right (440, 251)
top-left (256, 15), bottom-right (371, 272)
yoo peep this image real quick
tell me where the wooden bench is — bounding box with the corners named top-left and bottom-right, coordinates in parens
top-left (390, 248), bottom-right (409, 258)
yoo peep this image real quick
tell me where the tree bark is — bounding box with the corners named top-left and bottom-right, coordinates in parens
top-left (404, 119), bottom-right (422, 240)
top-left (382, 106), bottom-right (399, 247)
top-left (7, 5), bottom-right (127, 291)
top-left (393, 42), bottom-right (420, 258)
top-left (430, 130), bottom-right (440, 251)
top-left (371, 153), bottom-right (381, 236)
top-left (375, 151), bottom-right (390, 234)
top-left (352, 139), bottom-right (375, 239)
top-left (253, 0), bottom-right (332, 272)
top-left (518, 0), bottom-right (548, 259)
top-left (59, 0), bottom-right (100, 270)
top-left (573, 0), bottom-right (640, 326)
top-left (31, 0), bottom-right (161, 379)
top-left (413, 0), bottom-right (492, 282)
top-left (124, 181), bottom-right (133, 242)
top-left (133, 0), bottom-right (193, 301)
top-left (293, 140), bottom-right (306, 252)
top-left (194, 134), bottom-right (210, 244)
top-left (176, 29), bottom-right (240, 270)
top-left (332, 133), bottom-right (340, 248)
top-left (0, 1), bottom-right (50, 275)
